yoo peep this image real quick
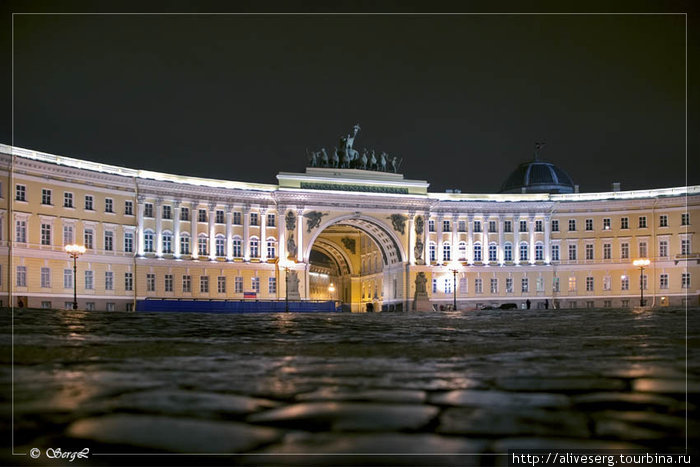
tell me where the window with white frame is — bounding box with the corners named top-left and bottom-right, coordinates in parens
top-left (162, 232), bottom-right (173, 253)
top-left (17, 266), bottom-right (27, 287)
top-left (64, 192), bottom-right (73, 208)
top-left (85, 195), bottom-right (94, 211)
top-left (252, 277), bottom-right (260, 293)
top-left (267, 214), bottom-right (275, 227)
top-left (621, 275), bottom-right (629, 290)
top-left (638, 216), bottom-right (647, 228)
top-left (200, 276), bottom-right (209, 293)
top-left (215, 210), bottom-right (224, 224)
top-left (639, 241), bottom-right (648, 258)
top-left (105, 198), bottom-right (114, 213)
top-left (105, 271), bottom-right (114, 291)
top-left (551, 219), bottom-right (559, 232)
top-left (84, 228), bottom-right (94, 249)
top-left (444, 277), bottom-right (452, 294)
top-left (429, 242), bottom-right (436, 262)
top-left (198, 235), bottom-right (208, 256)
top-left (519, 243), bottom-right (528, 261)
top-left (144, 203), bottom-right (153, 217)
top-left (473, 242), bottom-right (482, 262)
top-left (536, 277), bottom-right (544, 292)
top-left (217, 276), bottom-right (226, 293)
top-left (621, 217), bottom-right (629, 229)
top-left (63, 225), bottom-right (74, 245)
top-left (474, 278), bottom-right (483, 294)
top-left (504, 220), bottom-right (513, 232)
top-left (125, 200), bottom-right (133, 215)
top-left (233, 212), bottom-right (241, 225)
top-left (535, 243), bottom-right (543, 261)
top-left (16, 184), bottom-right (26, 201)
top-left (568, 244), bottom-right (577, 261)
top-left (641, 273), bottom-right (648, 290)
top-left (233, 236), bottom-right (242, 257)
top-left (659, 215), bottom-right (668, 227)
top-left (621, 242), bottom-right (629, 260)
top-left (585, 276), bottom-right (594, 292)
top-left (15, 220), bottom-right (27, 243)
top-left (603, 275), bottom-right (611, 291)
top-left (506, 277), bottom-right (513, 293)
top-left (504, 243), bottom-right (513, 262)
top-left (104, 231), bottom-right (114, 251)
top-left (490, 278), bottom-right (498, 294)
top-left (553, 276), bottom-right (560, 292)
top-left (267, 239), bottom-right (276, 259)
top-left (432, 278), bottom-right (437, 294)
top-left (551, 244), bottom-right (560, 261)
top-left (250, 238), bottom-right (260, 258)
top-left (180, 207), bottom-right (189, 221)
top-left (682, 273), bottom-right (690, 289)
top-left (215, 235), bottom-right (225, 257)
top-left (428, 219), bottom-right (435, 232)
top-left (602, 218), bottom-right (611, 230)
top-left (42, 188), bottom-right (52, 205)
top-left (659, 240), bottom-right (668, 258)
top-left (681, 238), bottom-right (691, 255)
top-left (40, 223), bottom-right (51, 245)
top-left (235, 276), bottom-right (243, 293)
top-left (443, 242), bottom-right (451, 261)
top-left (681, 213), bottom-right (689, 226)
top-left (198, 209), bottom-right (207, 222)
top-left (458, 220), bottom-right (466, 232)
top-left (585, 219), bottom-right (593, 231)
top-left (488, 243), bottom-right (497, 262)
top-left (458, 241), bottom-right (467, 260)
top-left (603, 243), bottom-right (611, 260)
top-left (568, 219), bottom-right (576, 231)
top-left (535, 220), bottom-right (543, 232)
top-left (162, 205), bottom-right (172, 219)
top-left (125, 272), bottom-right (133, 291)
top-left (41, 267), bottom-right (51, 288)
top-left (443, 220), bottom-right (451, 232)
top-left (180, 234), bottom-right (190, 255)
top-left (182, 275), bottom-right (191, 293)
top-left (146, 273), bottom-right (155, 292)
top-left (585, 244), bottom-right (594, 260)
top-left (568, 276), bottom-right (576, 292)
top-left (659, 274), bottom-right (668, 289)
top-left (473, 220), bottom-right (481, 232)
top-left (519, 220), bottom-right (527, 232)
top-left (269, 277), bottom-right (277, 293)
top-left (85, 270), bottom-right (94, 290)
top-left (63, 268), bottom-right (73, 289)
top-left (250, 212), bottom-right (259, 226)
top-left (144, 230), bottom-right (154, 253)
top-left (124, 231), bottom-right (134, 253)
top-left (489, 220), bottom-right (497, 233)
top-left (521, 277), bottom-right (529, 293)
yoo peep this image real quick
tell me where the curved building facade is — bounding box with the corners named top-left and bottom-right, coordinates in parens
top-left (1, 143), bottom-right (697, 312)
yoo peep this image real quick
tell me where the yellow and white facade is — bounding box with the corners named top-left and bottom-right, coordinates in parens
top-left (1, 143), bottom-right (697, 312)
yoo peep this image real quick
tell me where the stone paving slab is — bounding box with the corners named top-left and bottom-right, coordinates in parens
top-left (430, 389), bottom-right (570, 408)
top-left (496, 376), bottom-right (628, 392)
top-left (438, 408), bottom-right (590, 437)
top-left (632, 378), bottom-right (700, 394)
top-left (296, 387), bottom-right (427, 404)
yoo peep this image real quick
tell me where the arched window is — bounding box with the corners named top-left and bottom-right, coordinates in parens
top-left (266, 237), bottom-right (276, 259)
top-left (180, 233), bottom-right (190, 255)
top-left (443, 242), bottom-right (451, 262)
top-left (232, 236), bottom-right (242, 257)
top-left (429, 242), bottom-right (437, 262)
top-left (535, 242), bottom-right (544, 261)
top-left (504, 243), bottom-right (513, 262)
top-left (144, 229), bottom-right (154, 253)
top-left (473, 242), bottom-right (482, 262)
top-left (458, 241), bottom-right (467, 260)
top-left (488, 243), bottom-right (498, 262)
top-left (520, 242), bottom-right (529, 261)
top-left (198, 234), bottom-right (208, 256)
top-left (215, 234), bottom-right (225, 257)
top-left (250, 237), bottom-right (259, 258)
top-left (162, 230), bottom-right (173, 254)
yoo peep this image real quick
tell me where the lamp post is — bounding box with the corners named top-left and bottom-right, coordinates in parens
top-left (65, 244), bottom-right (86, 310)
top-left (633, 258), bottom-right (651, 307)
top-left (280, 259), bottom-right (294, 312)
top-left (448, 260), bottom-right (461, 311)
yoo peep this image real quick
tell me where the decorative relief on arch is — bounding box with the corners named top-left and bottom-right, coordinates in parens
top-left (287, 234), bottom-right (297, 260)
top-left (341, 237), bottom-right (356, 254)
top-left (285, 211), bottom-right (296, 231)
top-left (388, 214), bottom-right (407, 235)
top-left (304, 211), bottom-right (328, 233)
top-left (415, 215), bottom-right (424, 235)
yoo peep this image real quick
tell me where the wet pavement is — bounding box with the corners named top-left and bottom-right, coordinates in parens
top-left (1, 307), bottom-right (698, 465)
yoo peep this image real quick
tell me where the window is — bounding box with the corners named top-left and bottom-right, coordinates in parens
top-left (504, 220), bottom-right (512, 232)
top-left (198, 236), bottom-right (208, 256)
top-left (428, 220), bottom-right (435, 232)
top-left (444, 277), bottom-right (452, 294)
top-left (85, 270), bottom-right (94, 290)
top-left (252, 277), bottom-right (260, 293)
top-left (586, 276), bottom-right (594, 292)
top-left (267, 240), bottom-right (276, 259)
top-left (506, 278), bottom-right (513, 293)
top-left (473, 220), bottom-right (481, 232)
top-left (568, 219), bottom-right (576, 231)
top-left (638, 216), bottom-right (647, 228)
top-left (568, 276), bottom-right (576, 292)
top-left (568, 244), bottom-right (577, 261)
top-left (16, 266), bottom-right (27, 287)
top-left (124, 232), bottom-right (134, 253)
top-left (249, 212), bottom-right (259, 226)
top-left (535, 244), bottom-right (543, 261)
top-left (42, 189), bottom-right (52, 205)
top-left (64, 269), bottom-right (73, 289)
top-left (267, 214), bottom-right (275, 227)
top-left (182, 275), bottom-right (191, 293)
top-left (458, 220), bottom-right (466, 232)
top-left (489, 221), bottom-right (497, 233)
top-left (659, 240), bottom-right (668, 258)
top-left (162, 205), bottom-right (172, 219)
top-left (125, 200), bottom-right (133, 215)
top-left (429, 242), bottom-right (436, 262)
top-left (85, 195), bottom-right (94, 211)
top-left (604, 300), bottom-right (612, 308)
top-left (519, 243), bottom-right (528, 261)
top-left (125, 272), bottom-right (133, 291)
top-left (519, 220), bottom-right (528, 232)
top-left (217, 276), bottom-right (226, 293)
top-left (104, 231), bottom-right (114, 251)
top-left (603, 243), bottom-right (611, 260)
top-left (585, 244), bottom-right (594, 260)
top-left (521, 277), bottom-right (529, 293)
top-left (41, 223), bottom-right (51, 245)
top-left (488, 243), bottom-right (497, 262)
top-left (144, 231), bottom-right (154, 253)
top-left (659, 274), bottom-right (669, 289)
top-left (504, 243), bottom-right (513, 262)
top-left (63, 225), bottom-right (74, 245)
top-left (162, 232), bottom-right (172, 253)
top-left (621, 275), bottom-right (629, 291)
top-left (235, 276), bottom-right (243, 293)
top-left (603, 276), bottom-right (611, 291)
top-left (443, 242), bottom-right (451, 261)
top-left (551, 219), bottom-right (559, 232)
top-left (84, 228), bottom-right (94, 249)
top-left (215, 236), bottom-right (225, 257)
top-left (106, 303), bottom-right (115, 312)
top-left (64, 192), bottom-right (74, 208)
top-left (641, 274), bottom-right (648, 290)
top-left (269, 277), bottom-right (277, 294)
top-left (198, 209), bottom-right (207, 222)
top-left (105, 271), bottom-right (114, 291)
top-left (144, 203), bottom-right (153, 218)
top-left (180, 235), bottom-right (190, 255)
top-left (553, 277), bottom-right (560, 292)
top-left (15, 220), bottom-right (27, 243)
top-left (473, 243), bottom-right (482, 262)
top-left (621, 242), bottom-right (629, 260)
top-left (105, 198), bottom-right (114, 213)
top-left (233, 237), bottom-right (242, 257)
top-left (146, 273), bottom-right (155, 292)
top-left (180, 207), bottom-right (189, 221)
top-left (659, 215), bottom-right (668, 227)
top-left (551, 244), bottom-right (560, 261)
top-left (200, 276), bottom-right (209, 293)
top-left (474, 278), bottom-right (483, 294)
top-left (536, 277), bottom-right (544, 293)
top-left (443, 220), bottom-right (451, 232)
top-left (681, 239), bottom-right (691, 255)
top-left (535, 220), bottom-right (543, 232)
top-left (86, 302), bottom-right (95, 311)
top-left (16, 184), bottom-right (26, 201)
top-left (233, 212), bottom-right (242, 225)
top-left (682, 273), bottom-right (691, 289)
top-left (585, 219), bottom-right (593, 231)
top-left (216, 210), bottom-right (224, 224)
top-left (250, 238), bottom-right (260, 258)
top-left (432, 279), bottom-right (438, 294)
top-left (457, 241), bottom-right (467, 260)
top-left (490, 278), bottom-right (498, 294)
top-left (41, 267), bottom-right (51, 288)
top-left (639, 242), bottom-right (647, 258)
top-left (621, 217), bottom-right (629, 229)
top-left (602, 218), bottom-right (611, 230)
top-left (681, 213), bottom-right (689, 226)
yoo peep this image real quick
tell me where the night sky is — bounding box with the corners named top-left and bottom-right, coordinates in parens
top-left (2, 2), bottom-right (697, 193)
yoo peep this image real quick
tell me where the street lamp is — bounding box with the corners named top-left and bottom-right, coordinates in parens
top-left (279, 259), bottom-right (294, 312)
top-left (633, 258), bottom-right (651, 307)
top-left (65, 244), bottom-right (86, 310)
top-left (448, 260), bottom-right (461, 311)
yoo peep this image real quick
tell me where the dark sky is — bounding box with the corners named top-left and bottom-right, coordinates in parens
top-left (3, 1), bottom-right (698, 193)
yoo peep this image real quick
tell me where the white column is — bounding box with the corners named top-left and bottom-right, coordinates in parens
top-left (408, 211), bottom-right (415, 265)
top-left (529, 215), bottom-right (536, 265)
top-left (173, 200), bottom-right (181, 258)
top-left (467, 215), bottom-right (474, 265)
top-left (190, 201), bottom-right (199, 259)
top-left (514, 217), bottom-right (521, 265)
top-left (436, 214), bottom-right (444, 263)
top-left (277, 206), bottom-right (286, 261)
top-left (225, 206), bottom-right (233, 261)
top-left (208, 203), bottom-right (216, 261)
top-left (498, 215), bottom-right (505, 265)
top-left (260, 208), bottom-right (268, 261)
top-left (423, 211), bottom-right (430, 264)
top-left (544, 215), bottom-right (551, 264)
top-left (155, 198), bottom-right (163, 257)
top-left (482, 215), bottom-right (489, 264)
top-left (137, 196), bottom-right (145, 256)
top-left (296, 208), bottom-right (304, 263)
top-left (243, 205), bottom-right (251, 261)
top-left (451, 213), bottom-right (458, 262)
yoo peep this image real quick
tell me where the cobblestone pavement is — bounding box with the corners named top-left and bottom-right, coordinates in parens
top-left (1, 307), bottom-right (698, 466)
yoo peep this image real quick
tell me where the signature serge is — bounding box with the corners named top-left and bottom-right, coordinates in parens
top-left (45, 448), bottom-right (90, 462)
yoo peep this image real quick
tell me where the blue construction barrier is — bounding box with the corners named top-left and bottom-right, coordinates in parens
top-left (137, 298), bottom-right (340, 313)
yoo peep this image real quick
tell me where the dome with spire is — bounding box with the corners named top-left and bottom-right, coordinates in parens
top-left (499, 145), bottom-right (575, 194)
